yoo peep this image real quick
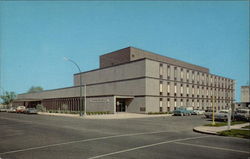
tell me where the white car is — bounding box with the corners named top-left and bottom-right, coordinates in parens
top-left (204, 109), bottom-right (215, 118)
top-left (193, 109), bottom-right (205, 115)
top-left (7, 107), bottom-right (16, 113)
top-left (16, 106), bottom-right (26, 113)
top-left (214, 110), bottom-right (229, 121)
top-left (234, 109), bottom-right (250, 121)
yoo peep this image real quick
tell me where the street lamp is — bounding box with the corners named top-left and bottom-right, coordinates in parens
top-left (211, 90), bottom-right (216, 126)
top-left (227, 81), bottom-right (235, 130)
top-left (64, 57), bottom-right (86, 116)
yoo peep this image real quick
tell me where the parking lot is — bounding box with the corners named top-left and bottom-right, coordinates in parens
top-left (0, 112), bottom-right (249, 159)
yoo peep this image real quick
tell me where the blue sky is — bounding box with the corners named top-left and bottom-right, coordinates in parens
top-left (0, 1), bottom-right (249, 101)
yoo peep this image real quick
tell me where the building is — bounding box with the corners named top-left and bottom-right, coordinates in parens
top-left (236, 86), bottom-right (250, 108)
top-left (14, 47), bottom-right (235, 113)
top-left (241, 86), bottom-right (250, 103)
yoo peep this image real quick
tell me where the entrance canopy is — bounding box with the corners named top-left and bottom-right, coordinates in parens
top-left (115, 96), bottom-right (134, 112)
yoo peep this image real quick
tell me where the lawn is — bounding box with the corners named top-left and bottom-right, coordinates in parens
top-left (218, 129), bottom-right (250, 139)
top-left (242, 125), bottom-right (250, 129)
top-left (204, 121), bottom-right (247, 127)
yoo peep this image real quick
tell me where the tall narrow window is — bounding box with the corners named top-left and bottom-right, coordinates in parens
top-left (167, 82), bottom-right (170, 93)
top-left (187, 85), bottom-right (189, 94)
top-left (174, 83), bottom-right (177, 93)
top-left (197, 72), bottom-right (200, 81)
top-left (180, 84), bottom-right (183, 94)
top-left (192, 85), bottom-right (195, 95)
top-left (192, 71), bottom-right (195, 81)
top-left (159, 81), bottom-right (163, 95)
top-left (159, 98), bottom-right (163, 112)
top-left (174, 67), bottom-right (177, 80)
top-left (180, 68), bottom-right (183, 80)
top-left (167, 65), bottom-right (171, 78)
top-left (159, 63), bottom-right (163, 78)
top-left (187, 70), bottom-right (190, 80)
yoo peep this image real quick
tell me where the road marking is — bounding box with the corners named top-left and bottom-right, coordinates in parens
top-left (173, 141), bottom-right (250, 154)
top-left (0, 130), bottom-right (179, 155)
top-left (87, 135), bottom-right (210, 159)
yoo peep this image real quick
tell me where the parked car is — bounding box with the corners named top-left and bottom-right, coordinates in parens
top-left (24, 108), bottom-right (38, 114)
top-left (0, 108), bottom-right (8, 112)
top-left (173, 107), bottom-right (192, 116)
top-left (16, 106), bottom-right (26, 113)
top-left (192, 109), bottom-right (205, 115)
top-left (204, 109), bottom-right (216, 118)
top-left (7, 107), bottom-right (16, 113)
top-left (214, 110), bottom-right (229, 121)
top-left (234, 109), bottom-right (250, 121)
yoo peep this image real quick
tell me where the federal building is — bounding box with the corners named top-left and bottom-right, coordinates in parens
top-left (14, 47), bottom-right (235, 113)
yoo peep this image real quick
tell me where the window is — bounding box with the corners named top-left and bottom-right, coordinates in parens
top-left (159, 64), bottom-right (163, 76)
top-left (187, 70), bottom-right (190, 80)
top-left (159, 98), bottom-right (163, 108)
top-left (180, 84), bottom-right (183, 94)
top-left (167, 98), bottom-right (170, 107)
top-left (174, 99), bottom-right (177, 107)
top-left (192, 71), bottom-right (195, 81)
top-left (187, 85), bottom-right (189, 94)
top-left (167, 65), bottom-right (171, 77)
top-left (197, 87), bottom-right (200, 95)
top-left (174, 83), bottom-right (177, 93)
top-left (167, 82), bottom-right (170, 93)
top-left (160, 81), bottom-right (163, 93)
top-left (180, 68), bottom-right (183, 79)
top-left (197, 72), bottom-right (200, 81)
top-left (192, 85), bottom-right (195, 95)
top-left (174, 67), bottom-right (177, 80)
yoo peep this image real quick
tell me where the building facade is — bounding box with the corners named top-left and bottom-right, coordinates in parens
top-left (14, 47), bottom-right (235, 113)
top-left (241, 86), bottom-right (250, 103)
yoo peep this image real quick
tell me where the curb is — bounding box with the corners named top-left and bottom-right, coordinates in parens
top-left (193, 127), bottom-right (218, 135)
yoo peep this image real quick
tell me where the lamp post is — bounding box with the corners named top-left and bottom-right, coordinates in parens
top-left (64, 57), bottom-right (86, 116)
top-left (211, 90), bottom-right (216, 126)
top-left (227, 81), bottom-right (235, 130)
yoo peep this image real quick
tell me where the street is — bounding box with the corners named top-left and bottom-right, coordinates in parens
top-left (0, 112), bottom-right (249, 159)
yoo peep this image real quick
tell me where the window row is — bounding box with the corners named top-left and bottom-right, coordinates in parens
top-left (159, 63), bottom-right (234, 88)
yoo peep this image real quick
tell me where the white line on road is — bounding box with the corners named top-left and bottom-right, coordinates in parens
top-left (87, 135), bottom-right (210, 159)
top-left (173, 141), bottom-right (250, 154)
top-left (0, 130), bottom-right (179, 155)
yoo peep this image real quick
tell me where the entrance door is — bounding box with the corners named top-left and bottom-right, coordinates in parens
top-left (116, 99), bottom-right (126, 112)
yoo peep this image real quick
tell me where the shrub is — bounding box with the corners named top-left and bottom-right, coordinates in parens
top-left (36, 104), bottom-right (46, 112)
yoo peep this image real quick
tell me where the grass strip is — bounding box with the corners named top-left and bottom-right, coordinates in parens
top-left (204, 121), bottom-right (247, 127)
top-left (218, 129), bottom-right (250, 139)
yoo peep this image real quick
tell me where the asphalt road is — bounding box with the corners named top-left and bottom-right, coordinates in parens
top-left (0, 112), bottom-right (249, 159)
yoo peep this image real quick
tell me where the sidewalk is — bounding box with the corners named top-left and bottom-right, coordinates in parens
top-left (193, 123), bottom-right (250, 135)
top-left (38, 112), bottom-right (173, 119)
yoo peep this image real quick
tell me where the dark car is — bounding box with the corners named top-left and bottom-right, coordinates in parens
top-left (24, 108), bottom-right (38, 114)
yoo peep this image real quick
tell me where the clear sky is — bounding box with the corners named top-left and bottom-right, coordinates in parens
top-left (0, 1), bottom-right (249, 101)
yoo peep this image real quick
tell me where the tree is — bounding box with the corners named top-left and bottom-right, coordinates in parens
top-left (0, 91), bottom-right (16, 105)
top-left (27, 86), bottom-right (43, 93)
